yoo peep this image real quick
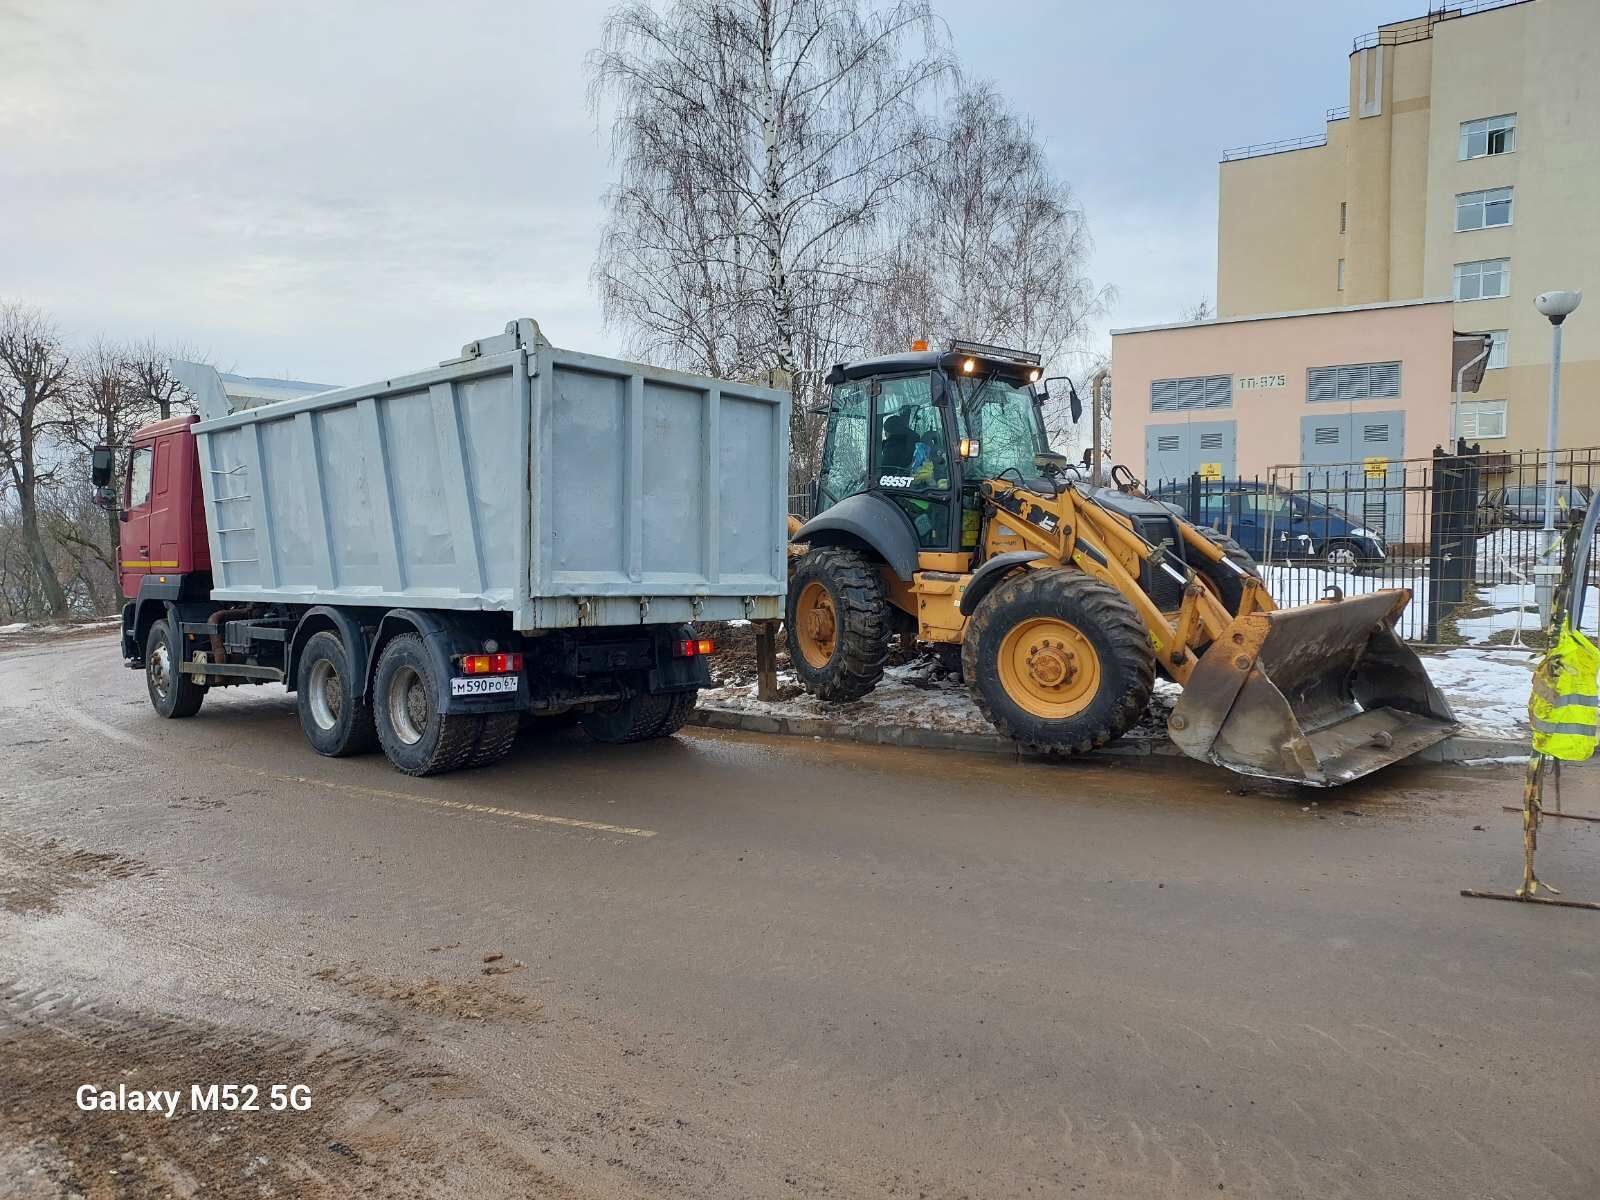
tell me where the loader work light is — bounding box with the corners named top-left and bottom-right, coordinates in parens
top-left (961, 357), bottom-right (977, 374)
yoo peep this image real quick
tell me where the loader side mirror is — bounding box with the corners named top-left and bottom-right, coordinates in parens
top-left (90, 446), bottom-right (113, 487)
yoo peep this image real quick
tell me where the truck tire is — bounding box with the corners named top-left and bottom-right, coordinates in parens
top-left (296, 630), bottom-right (378, 757)
top-left (465, 712), bottom-right (520, 768)
top-left (786, 546), bottom-right (892, 701)
top-left (1191, 526), bottom-right (1259, 616)
top-left (962, 568), bottom-right (1154, 756)
top-left (146, 618), bottom-right (205, 719)
top-left (373, 634), bottom-right (482, 776)
top-left (580, 691), bottom-right (695, 744)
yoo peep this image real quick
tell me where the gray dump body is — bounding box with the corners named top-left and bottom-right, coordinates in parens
top-left (186, 319), bottom-right (788, 630)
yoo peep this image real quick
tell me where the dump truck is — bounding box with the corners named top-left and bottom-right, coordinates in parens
top-left (93, 319), bottom-right (788, 775)
top-left (787, 339), bottom-right (1456, 786)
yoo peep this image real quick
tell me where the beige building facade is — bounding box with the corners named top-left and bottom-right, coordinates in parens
top-left (1217, 0), bottom-right (1599, 452)
top-left (1110, 299), bottom-right (1469, 496)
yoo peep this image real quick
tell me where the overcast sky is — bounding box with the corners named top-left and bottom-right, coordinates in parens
top-left (2, 0), bottom-right (1408, 384)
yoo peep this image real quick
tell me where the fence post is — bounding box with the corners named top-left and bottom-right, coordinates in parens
top-left (1426, 445), bottom-right (1450, 643)
top-left (1188, 472), bottom-right (1201, 526)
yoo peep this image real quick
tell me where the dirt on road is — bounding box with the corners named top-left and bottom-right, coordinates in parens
top-left (3, 633), bottom-right (1598, 1199)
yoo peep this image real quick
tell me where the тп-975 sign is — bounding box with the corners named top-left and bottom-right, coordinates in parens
top-left (1238, 374), bottom-right (1286, 389)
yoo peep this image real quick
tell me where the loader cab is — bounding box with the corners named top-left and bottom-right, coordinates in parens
top-left (816, 340), bottom-right (1049, 556)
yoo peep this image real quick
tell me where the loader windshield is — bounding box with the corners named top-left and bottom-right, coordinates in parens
top-left (952, 375), bottom-right (1047, 481)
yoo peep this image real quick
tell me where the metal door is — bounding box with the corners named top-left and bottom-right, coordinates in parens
top-left (1299, 411), bottom-right (1404, 541)
top-left (1144, 420), bottom-right (1236, 489)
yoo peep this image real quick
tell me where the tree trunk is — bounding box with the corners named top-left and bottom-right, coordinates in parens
top-left (19, 479), bottom-right (69, 618)
top-left (756, 1), bottom-right (801, 449)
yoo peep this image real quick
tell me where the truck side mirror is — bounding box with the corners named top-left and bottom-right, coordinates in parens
top-left (91, 446), bottom-right (113, 487)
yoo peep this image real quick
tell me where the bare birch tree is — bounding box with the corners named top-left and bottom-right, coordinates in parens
top-left (0, 302), bottom-right (72, 617)
top-left (125, 337), bottom-right (199, 420)
top-left (868, 81), bottom-right (1111, 372)
top-left (589, 0), bottom-right (953, 483)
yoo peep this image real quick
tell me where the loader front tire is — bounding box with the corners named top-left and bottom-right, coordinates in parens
top-left (963, 568), bottom-right (1155, 755)
top-left (1192, 526), bottom-right (1259, 617)
top-left (786, 546), bottom-right (892, 701)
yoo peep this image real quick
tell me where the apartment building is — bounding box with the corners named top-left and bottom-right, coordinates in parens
top-left (1216, 0), bottom-right (1598, 451)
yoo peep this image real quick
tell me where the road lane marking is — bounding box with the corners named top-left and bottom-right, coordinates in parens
top-left (238, 767), bottom-right (658, 839)
top-left (30, 686), bottom-right (658, 840)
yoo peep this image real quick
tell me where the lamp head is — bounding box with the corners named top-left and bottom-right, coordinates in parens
top-left (1535, 290), bottom-right (1582, 323)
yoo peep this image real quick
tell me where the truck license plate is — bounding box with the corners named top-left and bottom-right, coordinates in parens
top-left (450, 674), bottom-right (519, 697)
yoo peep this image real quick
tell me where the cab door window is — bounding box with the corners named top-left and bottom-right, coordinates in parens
top-left (872, 374), bottom-right (953, 549)
top-left (817, 380), bottom-right (870, 511)
top-left (127, 446), bottom-right (153, 510)
top-left (874, 375), bottom-right (949, 492)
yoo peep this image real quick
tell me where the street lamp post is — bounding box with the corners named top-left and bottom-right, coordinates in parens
top-left (1534, 290), bottom-right (1583, 628)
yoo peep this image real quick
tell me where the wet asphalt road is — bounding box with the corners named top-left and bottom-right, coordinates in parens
top-left (2, 633), bottom-right (1598, 1199)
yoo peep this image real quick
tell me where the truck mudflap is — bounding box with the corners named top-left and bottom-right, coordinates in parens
top-left (1167, 589), bottom-right (1458, 787)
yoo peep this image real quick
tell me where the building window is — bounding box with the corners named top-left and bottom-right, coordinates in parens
top-left (1460, 399), bottom-right (1507, 440)
top-left (1459, 114), bottom-right (1516, 160)
top-left (1339, 202), bottom-right (1347, 234)
top-left (1454, 258), bottom-right (1509, 301)
top-left (1456, 187), bottom-right (1513, 231)
top-left (1150, 374), bottom-right (1231, 413)
top-left (1337, 258), bottom-right (1345, 291)
top-left (1471, 329), bottom-right (1509, 369)
top-left (1307, 361), bottom-right (1402, 403)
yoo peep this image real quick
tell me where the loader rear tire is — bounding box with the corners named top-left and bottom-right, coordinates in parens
top-left (373, 634), bottom-right (482, 776)
top-left (963, 568), bottom-right (1155, 756)
top-left (786, 546), bottom-right (892, 701)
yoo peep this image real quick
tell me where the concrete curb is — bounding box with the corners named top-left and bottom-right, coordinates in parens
top-left (688, 705), bottom-right (1533, 766)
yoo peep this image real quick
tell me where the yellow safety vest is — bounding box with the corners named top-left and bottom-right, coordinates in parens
top-left (1529, 619), bottom-right (1600, 760)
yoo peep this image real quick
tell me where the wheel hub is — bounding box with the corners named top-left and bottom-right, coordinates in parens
top-left (794, 581), bottom-right (839, 669)
top-left (996, 617), bottom-right (1101, 719)
top-left (1025, 640), bottom-right (1076, 688)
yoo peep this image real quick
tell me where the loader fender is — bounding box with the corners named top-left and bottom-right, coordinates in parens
top-left (792, 492), bottom-right (920, 582)
top-left (958, 551), bottom-right (1048, 616)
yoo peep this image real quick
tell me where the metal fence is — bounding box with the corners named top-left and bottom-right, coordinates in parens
top-left (1149, 445), bottom-right (1600, 644)
top-left (788, 447), bottom-right (1600, 646)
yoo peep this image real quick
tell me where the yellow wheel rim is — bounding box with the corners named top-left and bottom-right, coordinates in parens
top-left (795, 581), bottom-right (838, 669)
top-left (996, 617), bottom-right (1101, 719)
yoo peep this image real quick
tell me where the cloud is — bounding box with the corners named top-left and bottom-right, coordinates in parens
top-left (2, 0), bottom-right (1406, 380)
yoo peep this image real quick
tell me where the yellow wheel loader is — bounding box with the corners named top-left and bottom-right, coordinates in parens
top-left (786, 339), bottom-right (1457, 786)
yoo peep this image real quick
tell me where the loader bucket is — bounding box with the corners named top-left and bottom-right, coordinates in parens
top-left (1167, 589), bottom-right (1457, 787)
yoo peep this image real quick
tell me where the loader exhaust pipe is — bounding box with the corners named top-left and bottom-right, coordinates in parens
top-left (1168, 589), bottom-right (1457, 786)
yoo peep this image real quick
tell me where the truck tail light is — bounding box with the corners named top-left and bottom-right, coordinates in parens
top-left (674, 638), bottom-right (716, 657)
top-left (462, 652), bottom-right (522, 674)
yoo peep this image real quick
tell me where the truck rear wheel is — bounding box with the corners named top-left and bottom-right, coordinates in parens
top-left (373, 634), bottom-right (482, 776)
top-left (146, 619), bottom-right (205, 719)
top-left (296, 630), bottom-right (378, 757)
top-left (465, 712), bottom-right (521, 768)
top-left (580, 690), bottom-right (697, 744)
top-left (786, 546), bottom-right (892, 701)
top-left (962, 568), bottom-right (1154, 755)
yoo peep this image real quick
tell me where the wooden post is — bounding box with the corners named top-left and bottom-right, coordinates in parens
top-left (754, 619), bottom-right (781, 701)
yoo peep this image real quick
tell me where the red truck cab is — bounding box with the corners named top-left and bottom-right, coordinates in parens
top-left (95, 416), bottom-right (212, 664)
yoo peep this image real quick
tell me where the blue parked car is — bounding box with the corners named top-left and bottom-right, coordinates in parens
top-left (1152, 481), bottom-right (1388, 569)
